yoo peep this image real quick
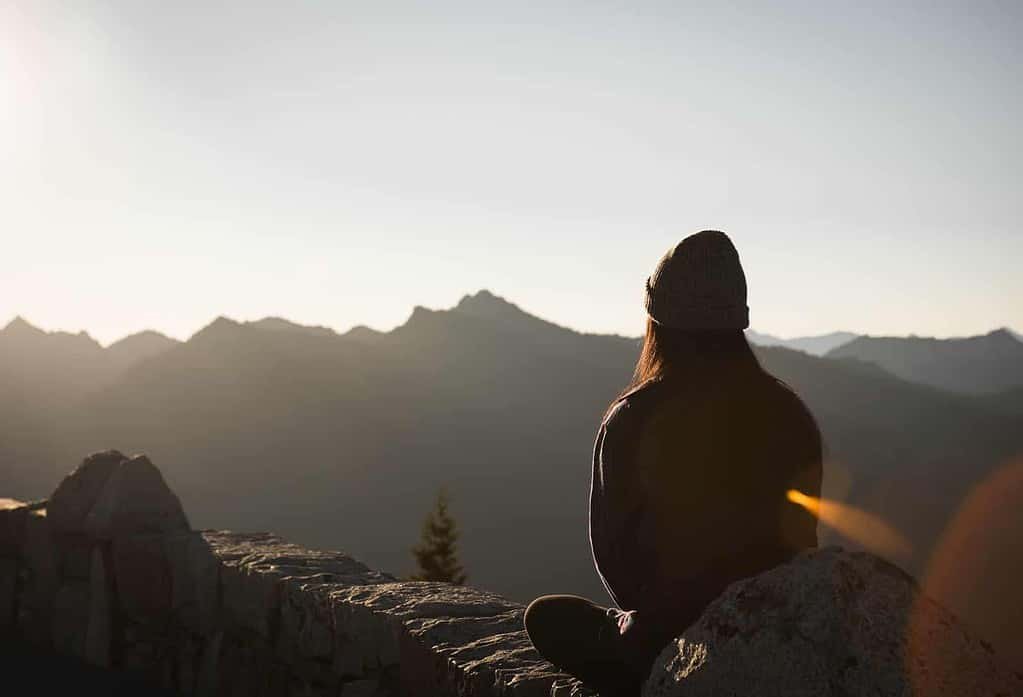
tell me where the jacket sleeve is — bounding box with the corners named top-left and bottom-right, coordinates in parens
top-left (589, 400), bottom-right (652, 610)
top-left (777, 395), bottom-right (824, 550)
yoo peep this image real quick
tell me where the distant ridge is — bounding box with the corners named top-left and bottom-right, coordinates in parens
top-left (9, 306), bottom-right (1016, 357)
top-left (827, 328), bottom-right (1023, 395)
top-left (450, 289), bottom-right (580, 336)
top-left (342, 325), bottom-right (385, 343)
top-left (1, 315), bottom-right (101, 350)
top-left (746, 329), bottom-right (858, 356)
top-left (106, 330), bottom-right (179, 365)
top-left (248, 317), bottom-right (337, 337)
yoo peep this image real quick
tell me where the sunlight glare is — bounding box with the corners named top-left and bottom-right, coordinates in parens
top-left (786, 489), bottom-right (912, 561)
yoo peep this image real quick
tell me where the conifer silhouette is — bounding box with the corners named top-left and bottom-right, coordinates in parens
top-left (410, 488), bottom-right (467, 584)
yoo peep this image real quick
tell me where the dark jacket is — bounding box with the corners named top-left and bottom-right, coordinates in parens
top-left (588, 371), bottom-right (822, 629)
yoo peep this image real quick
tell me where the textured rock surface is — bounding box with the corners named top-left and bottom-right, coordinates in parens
top-left (643, 547), bottom-right (1023, 697)
top-left (0, 451), bottom-right (588, 696)
top-left (47, 450), bottom-right (126, 534)
top-left (48, 450), bottom-right (190, 540)
top-left (15, 452), bottom-right (1019, 697)
top-left (84, 454), bottom-right (190, 538)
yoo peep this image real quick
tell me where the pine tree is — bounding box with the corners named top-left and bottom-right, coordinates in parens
top-left (410, 488), bottom-right (467, 584)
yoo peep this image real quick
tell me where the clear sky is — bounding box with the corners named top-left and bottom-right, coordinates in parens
top-left (2, 1), bottom-right (1020, 345)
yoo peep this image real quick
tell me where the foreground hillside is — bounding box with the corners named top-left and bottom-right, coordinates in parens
top-left (2, 292), bottom-right (1022, 664)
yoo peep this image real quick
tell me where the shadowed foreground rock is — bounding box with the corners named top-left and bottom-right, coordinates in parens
top-left (1, 451), bottom-right (593, 697)
top-left (643, 548), bottom-right (1022, 697)
top-left (6, 453), bottom-right (1018, 696)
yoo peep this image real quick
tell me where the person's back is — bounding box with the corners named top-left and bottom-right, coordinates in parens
top-left (591, 365), bottom-right (821, 631)
top-left (525, 230), bottom-right (823, 697)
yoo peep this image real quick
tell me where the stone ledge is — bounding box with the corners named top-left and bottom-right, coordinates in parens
top-left (202, 529), bottom-right (590, 697)
top-left (1, 452), bottom-right (593, 697)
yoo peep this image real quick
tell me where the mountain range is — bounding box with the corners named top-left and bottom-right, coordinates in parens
top-left (745, 329), bottom-right (859, 356)
top-left (827, 329), bottom-right (1023, 394)
top-left (2, 292), bottom-right (1022, 666)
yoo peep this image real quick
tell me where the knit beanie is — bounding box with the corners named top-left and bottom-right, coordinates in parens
top-left (644, 230), bottom-right (750, 330)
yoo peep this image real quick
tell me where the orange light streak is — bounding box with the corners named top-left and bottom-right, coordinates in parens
top-left (786, 489), bottom-right (912, 561)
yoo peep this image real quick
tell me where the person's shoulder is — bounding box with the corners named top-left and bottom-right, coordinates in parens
top-left (760, 374), bottom-right (821, 439)
top-left (760, 373), bottom-right (801, 402)
top-left (601, 377), bottom-right (672, 438)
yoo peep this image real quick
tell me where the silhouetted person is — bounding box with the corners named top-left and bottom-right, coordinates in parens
top-left (523, 231), bottom-right (822, 696)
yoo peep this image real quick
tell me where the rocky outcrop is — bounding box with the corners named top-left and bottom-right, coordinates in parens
top-left (9, 452), bottom-right (1018, 697)
top-left (62, 450), bottom-right (189, 536)
top-left (1, 451), bottom-right (592, 697)
top-left (643, 548), bottom-right (1023, 697)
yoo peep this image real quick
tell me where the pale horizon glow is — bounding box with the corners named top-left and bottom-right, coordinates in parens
top-left (2, 1), bottom-right (1021, 346)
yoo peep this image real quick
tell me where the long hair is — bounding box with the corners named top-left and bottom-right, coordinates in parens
top-left (607, 318), bottom-right (764, 417)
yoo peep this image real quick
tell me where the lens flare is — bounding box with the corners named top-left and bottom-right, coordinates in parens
top-left (786, 489), bottom-right (912, 561)
top-left (909, 457), bottom-right (1023, 683)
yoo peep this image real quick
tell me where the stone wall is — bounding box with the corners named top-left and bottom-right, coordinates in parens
top-left (0, 451), bottom-right (591, 697)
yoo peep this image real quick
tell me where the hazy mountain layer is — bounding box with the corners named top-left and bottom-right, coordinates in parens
top-left (827, 329), bottom-right (1023, 395)
top-left (746, 329), bottom-right (858, 356)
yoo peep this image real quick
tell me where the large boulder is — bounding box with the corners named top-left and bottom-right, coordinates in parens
top-left (643, 547), bottom-right (1022, 697)
top-left (48, 451), bottom-right (189, 539)
top-left (83, 454), bottom-right (190, 539)
top-left (47, 450), bottom-right (126, 534)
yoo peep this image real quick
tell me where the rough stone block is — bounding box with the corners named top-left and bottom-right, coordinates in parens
top-left (217, 638), bottom-right (276, 697)
top-left (549, 678), bottom-right (596, 697)
top-left (166, 531), bottom-right (220, 634)
top-left (332, 600), bottom-right (400, 677)
top-left (16, 605), bottom-right (51, 647)
top-left (121, 638), bottom-right (160, 679)
top-left (401, 610), bottom-right (526, 696)
top-left (334, 581), bottom-right (519, 622)
top-left (289, 675), bottom-right (339, 697)
top-left (113, 533), bottom-right (172, 621)
top-left (440, 631), bottom-right (556, 697)
top-left (51, 581), bottom-right (90, 658)
top-left (0, 501), bottom-right (28, 558)
top-left (21, 510), bottom-right (58, 612)
top-left (222, 559), bottom-right (284, 641)
top-left (0, 557), bottom-right (18, 633)
top-left (341, 678), bottom-right (381, 697)
top-left (84, 454), bottom-right (190, 539)
top-left (290, 655), bottom-right (339, 686)
top-left (84, 546), bottom-right (111, 666)
top-left (331, 581), bottom-right (519, 682)
top-left (196, 630), bottom-right (225, 697)
top-left (278, 578), bottom-right (335, 662)
top-left (55, 537), bottom-right (93, 579)
top-left (175, 633), bottom-right (202, 695)
top-left (192, 531), bottom-right (582, 697)
top-left (47, 450), bottom-right (125, 534)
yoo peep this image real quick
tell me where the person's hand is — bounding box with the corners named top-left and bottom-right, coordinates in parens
top-left (617, 609), bottom-right (637, 635)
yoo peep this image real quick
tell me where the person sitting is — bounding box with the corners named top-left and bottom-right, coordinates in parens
top-left (523, 230), bottom-right (823, 696)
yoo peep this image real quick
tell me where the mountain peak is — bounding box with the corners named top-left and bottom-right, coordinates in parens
top-left (248, 317), bottom-right (337, 337)
top-left (2, 315), bottom-right (44, 336)
top-left (342, 325), bottom-right (385, 342)
top-left (454, 290), bottom-right (527, 319)
top-left (0, 316), bottom-right (101, 351)
top-left (990, 328), bottom-right (1021, 344)
top-left (188, 316), bottom-right (245, 343)
top-left (106, 330), bottom-right (179, 363)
